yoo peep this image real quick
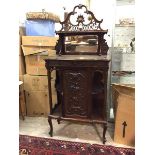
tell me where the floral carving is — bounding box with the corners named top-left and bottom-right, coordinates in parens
top-left (63, 71), bottom-right (88, 117)
top-left (58, 4), bottom-right (104, 31)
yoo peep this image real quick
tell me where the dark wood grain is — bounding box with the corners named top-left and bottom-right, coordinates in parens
top-left (45, 4), bottom-right (111, 144)
top-left (54, 4), bottom-right (109, 56)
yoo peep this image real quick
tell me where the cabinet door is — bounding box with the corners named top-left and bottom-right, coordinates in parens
top-left (62, 70), bottom-right (91, 118)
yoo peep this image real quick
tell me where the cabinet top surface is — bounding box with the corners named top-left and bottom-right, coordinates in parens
top-left (56, 30), bottom-right (108, 35)
top-left (45, 55), bottom-right (110, 61)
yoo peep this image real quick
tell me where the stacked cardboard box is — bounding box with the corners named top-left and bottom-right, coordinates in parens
top-left (19, 81), bottom-right (26, 118)
top-left (21, 36), bottom-right (58, 116)
top-left (19, 27), bottom-right (26, 77)
top-left (22, 36), bottom-right (58, 75)
top-left (24, 75), bottom-right (57, 116)
top-left (19, 26), bottom-right (26, 116)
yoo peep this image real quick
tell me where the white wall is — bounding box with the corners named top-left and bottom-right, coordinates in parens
top-left (60, 0), bottom-right (87, 12)
top-left (115, 4), bottom-right (135, 24)
top-left (90, 0), bottom-right (116, 46)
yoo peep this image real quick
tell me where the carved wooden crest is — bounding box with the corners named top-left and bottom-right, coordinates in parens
top-left (59, 4), bottom-right (104, 31)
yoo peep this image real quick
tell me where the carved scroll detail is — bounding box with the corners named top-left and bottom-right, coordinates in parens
top-left (59, 4), bottom-right (103, 32)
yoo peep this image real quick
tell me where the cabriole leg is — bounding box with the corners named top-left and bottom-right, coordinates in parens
top-left (48, 116), bottom-right (53, 137)
top-left (103, 123), bottom-right (107, 144)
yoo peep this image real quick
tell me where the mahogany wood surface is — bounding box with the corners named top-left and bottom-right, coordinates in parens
top-left (45, 4), bottom-right (110, 144)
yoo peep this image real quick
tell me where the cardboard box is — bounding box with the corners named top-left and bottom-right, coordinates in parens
top-left (23, 47), bottom-right (56, 76)
top-left (26, 12), bottom-right (60, 22)
top-left (112, 84), bottom-right (135, 146)
top-left (25, 91), bottom-right (57, 116)
top-left (23, 74), bottom-right (56, 91)
top-left (19, 35), bottom-right (22, 56)
top-left (23, 75), bottom-right (57, 115)
top-left (19, 26), bottom-right (26, 56)
top-left (22, 36), bottom-right (58, 46)
top-left (22, 36), bottom-right (57, 75)
top-left (19, 75), bottom-right (24, 82)
top-left (25, 55), bottom-right (51, 75)
top-left (19, 83), bottom-right (26, 116)
top-left (22, 46), bottom-right (56, 56)
top-left (19, 55), bottom-right (26, 75)
top-left (19, 26), bottom-right (26, 36)
top-left (25, 91), bottom-right (49, 116)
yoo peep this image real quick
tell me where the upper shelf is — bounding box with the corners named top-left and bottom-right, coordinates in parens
top-left (56, 30), bottom-right (108, 36)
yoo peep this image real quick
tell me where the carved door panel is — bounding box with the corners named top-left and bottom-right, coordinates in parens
top-left (62, 70), bottom-right (91, 118)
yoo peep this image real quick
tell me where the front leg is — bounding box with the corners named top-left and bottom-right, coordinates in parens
top-left (57, 117), bottom-right (61, 124)
top-left (48, 116), bottom-right (53, 137)
top-left (103, 123), bottom-right (107, 144)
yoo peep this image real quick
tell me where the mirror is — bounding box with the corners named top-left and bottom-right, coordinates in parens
top-left (65, 35), bottom-right (98, 54)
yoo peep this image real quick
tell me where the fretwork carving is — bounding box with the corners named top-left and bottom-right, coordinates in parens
top-left (59, 4), bottom-right (104, 32)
